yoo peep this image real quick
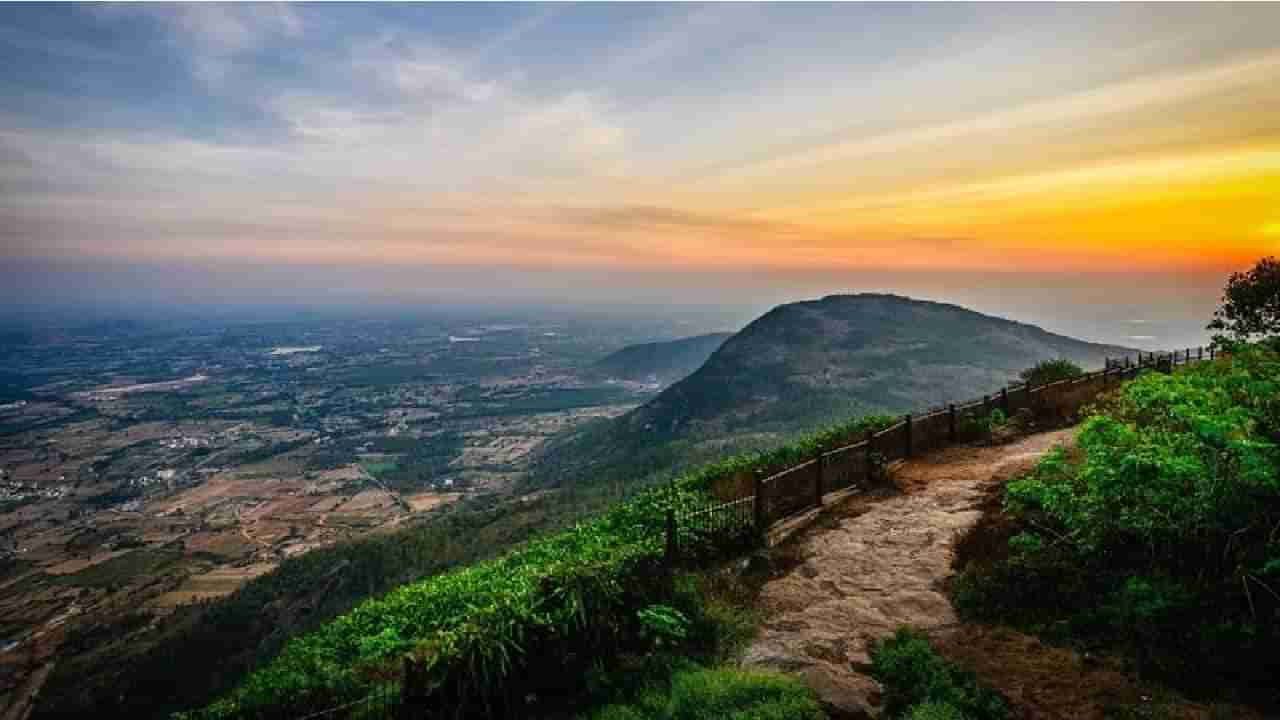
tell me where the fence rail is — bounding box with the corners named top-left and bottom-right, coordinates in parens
top-left (666, 345), bottom-right (1215, 553)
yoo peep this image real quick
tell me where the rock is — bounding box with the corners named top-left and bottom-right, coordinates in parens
top-left (740, 549), bottom-right (773, 577)
top-left (741, 430), bottom-right (1078, 720)
top-left (801, 665), bottom-right (881, 719)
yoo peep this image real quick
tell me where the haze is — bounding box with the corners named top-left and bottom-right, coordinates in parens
top-left (5, 3), bottom-right (1279, 347)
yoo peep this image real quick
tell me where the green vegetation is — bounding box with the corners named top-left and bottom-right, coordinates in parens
top-left (185, 478), bottom-right (762, 719)
top-left (174, 412), bottom-right (897, 719)
top-left (591, 333), bottom-right (732, 384)
top-left (958, 408), bottom-right (1008, 440)
top-left (49, 545), bottom-right (185, 589)
top-left (1208, 255), bottom-right (1280, 342)
top-left (1018, 358), bottom-right (1084, 386)
top-left (953, 343), bottom-right (1280, 704)
top-left (359, 461), bottom-right (398, 476)
top-left (451, 386), bottom-right (634, 418)
top-left (308, 432), bottom-right (464, 492)
top-left (870, 628), bottom-right (1009, 720)
top-left (587, 665), bottom-right (823, 720)
top-left (535, 294), bottom-right (1125, 493)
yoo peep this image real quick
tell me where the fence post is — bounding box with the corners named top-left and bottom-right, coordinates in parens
top-left (903, 414), bottom-right (913, 458)
top-left (814, 456), bottom-right (824, 508)
top-left (864, 430), bottom-right (875, 486)
top-left (1198, 347), bottom-right (1203, 361)
top-left (402, 657), bottom-right (426, 720)
top-left (1210, 346), bottom-right (1216, 361)
top-left (1000, 387), bottom-right (1010, 415)
top-left (753, 472), bottom-right (765, 536)
top-left (664, 508), bottom-right (677, 564)
top-left (948, 403), bottom-right (957, 442)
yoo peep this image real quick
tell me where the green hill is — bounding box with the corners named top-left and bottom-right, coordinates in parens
top-left (590, 332), bottom-right (732, 385)
top-left (533, 294), bottom-right (1129, 489)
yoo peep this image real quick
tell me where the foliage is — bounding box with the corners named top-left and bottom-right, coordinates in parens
top-left (957, 344), bottom-right (1280, 701)
top-left (182, 465), bottom-right (767, 718)
top-left (908, 702), bottom-right (967, 720)
top-left (1208, 256), bottom-right (1280, 342)
top-left (636, 605), bottom-right (691, 650)
top-left (586, 666), bottom-right (824, 720)
top-left (959, 409), bottom-right (1008, 440)
top-left (1019, 358), bottom-right (1084, 387)
top-left (870, 627), bottom-right (1009, 720)
top-left (178, 405), bottom-right (909, 718)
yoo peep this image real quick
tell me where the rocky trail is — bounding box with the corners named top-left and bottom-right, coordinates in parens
top-left (740, 426), bottom-right (1263, 720)
top-left (741, 429), bottom-right (1076, 718)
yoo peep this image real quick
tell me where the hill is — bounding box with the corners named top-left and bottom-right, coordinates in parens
top-left (589, 333), bottom-right (732, 385)
top-left (532, 294), bottom-right (1129, 488)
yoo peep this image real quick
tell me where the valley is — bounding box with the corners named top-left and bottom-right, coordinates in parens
top-left (0, 308), bottom-right (726, 715)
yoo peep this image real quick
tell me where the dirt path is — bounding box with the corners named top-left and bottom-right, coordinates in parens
top-left (741, 429), bottom-right (1076, 719)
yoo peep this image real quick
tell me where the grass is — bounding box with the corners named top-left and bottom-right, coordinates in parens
top-left (186, 481), bottom-right (722, 718)
top-left (586, 665), bottom-right (824, 720)
top-left (870, 627), bottom-right (1009, 720)
top-left (359, 461), bottom-right (398, 476)
top-left (49, 545), bottom-right (185, 589)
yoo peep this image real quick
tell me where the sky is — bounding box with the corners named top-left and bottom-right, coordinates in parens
top-left (3, 3), bottom-right (1279, 346)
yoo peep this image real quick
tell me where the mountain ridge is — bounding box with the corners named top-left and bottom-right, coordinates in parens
top-left (532, 293), bottom-right (1130, 488)
top-left (589, 332), bottom-right (732, 386)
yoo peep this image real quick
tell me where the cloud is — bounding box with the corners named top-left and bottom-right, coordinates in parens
top-left (127, 3), bottom-right (303, 87)
top-left (703, 49), bottom-right (1280, 185)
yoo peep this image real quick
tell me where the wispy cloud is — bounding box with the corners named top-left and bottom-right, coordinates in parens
top-left (702, 48), bottom-right (1280, 186)
top-left (3, 3), bottom-right (1279, 277)
top-left (133, 3), bottom-right (303, 87)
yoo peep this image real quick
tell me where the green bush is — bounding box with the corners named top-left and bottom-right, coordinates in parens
top-left (959, 408), bottom-right (1008, 440)
top-left (870, 628), bottom-right (1008, 720)
top-left (587, 666), bottom-right (824, 720)
top-left (909, 702), bottom-right (967, 720)
top-left (1019, 358), bottom-right (1084, 387)
top-left (958, 344), bottom-right (1280, 696)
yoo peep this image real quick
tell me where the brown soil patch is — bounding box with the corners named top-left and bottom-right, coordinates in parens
top-left (405, 491), bottom-right (462, 513)
top-left (148, 563), bottom-right (276, 608)
top-left (932, 624), bottom-right (1264, 720)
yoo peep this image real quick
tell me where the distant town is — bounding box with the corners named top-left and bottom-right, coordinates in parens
top-left (0, 308), bottom-right (713, 699)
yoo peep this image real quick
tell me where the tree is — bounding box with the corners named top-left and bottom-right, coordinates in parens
top-left (1208, 256), bottom-right (1280, 343)
top-left (1019, 358), bottom-right (1083, 387)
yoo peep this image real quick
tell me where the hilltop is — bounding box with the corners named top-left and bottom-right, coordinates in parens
top-left (589, 332), bottom-right (732, 386)
top-left (532, 294), bottom-right (1129, 488)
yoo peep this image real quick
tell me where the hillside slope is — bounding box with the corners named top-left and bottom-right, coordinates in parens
top-left (590, 332), bottom-right (731, 386)
top-left (533, 294), bottom-right (1128, 488)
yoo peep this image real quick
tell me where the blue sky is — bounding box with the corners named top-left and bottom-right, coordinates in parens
top-left (2, 3), bottom-right (1279, 344)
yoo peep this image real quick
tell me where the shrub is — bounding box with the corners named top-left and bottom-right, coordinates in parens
top-left (959, 408), bottom-right (1008, 441)
top-left (959, 343), bottom-right (1280, 697)
top-left (909, 702), bottom-right (967, 720)
top-left (1019, 358), bottom-right (1084, 387)
top-left (870, 627), bottom-right (1008, 720)
top-left (588, 666), bottom-right (824, 720)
